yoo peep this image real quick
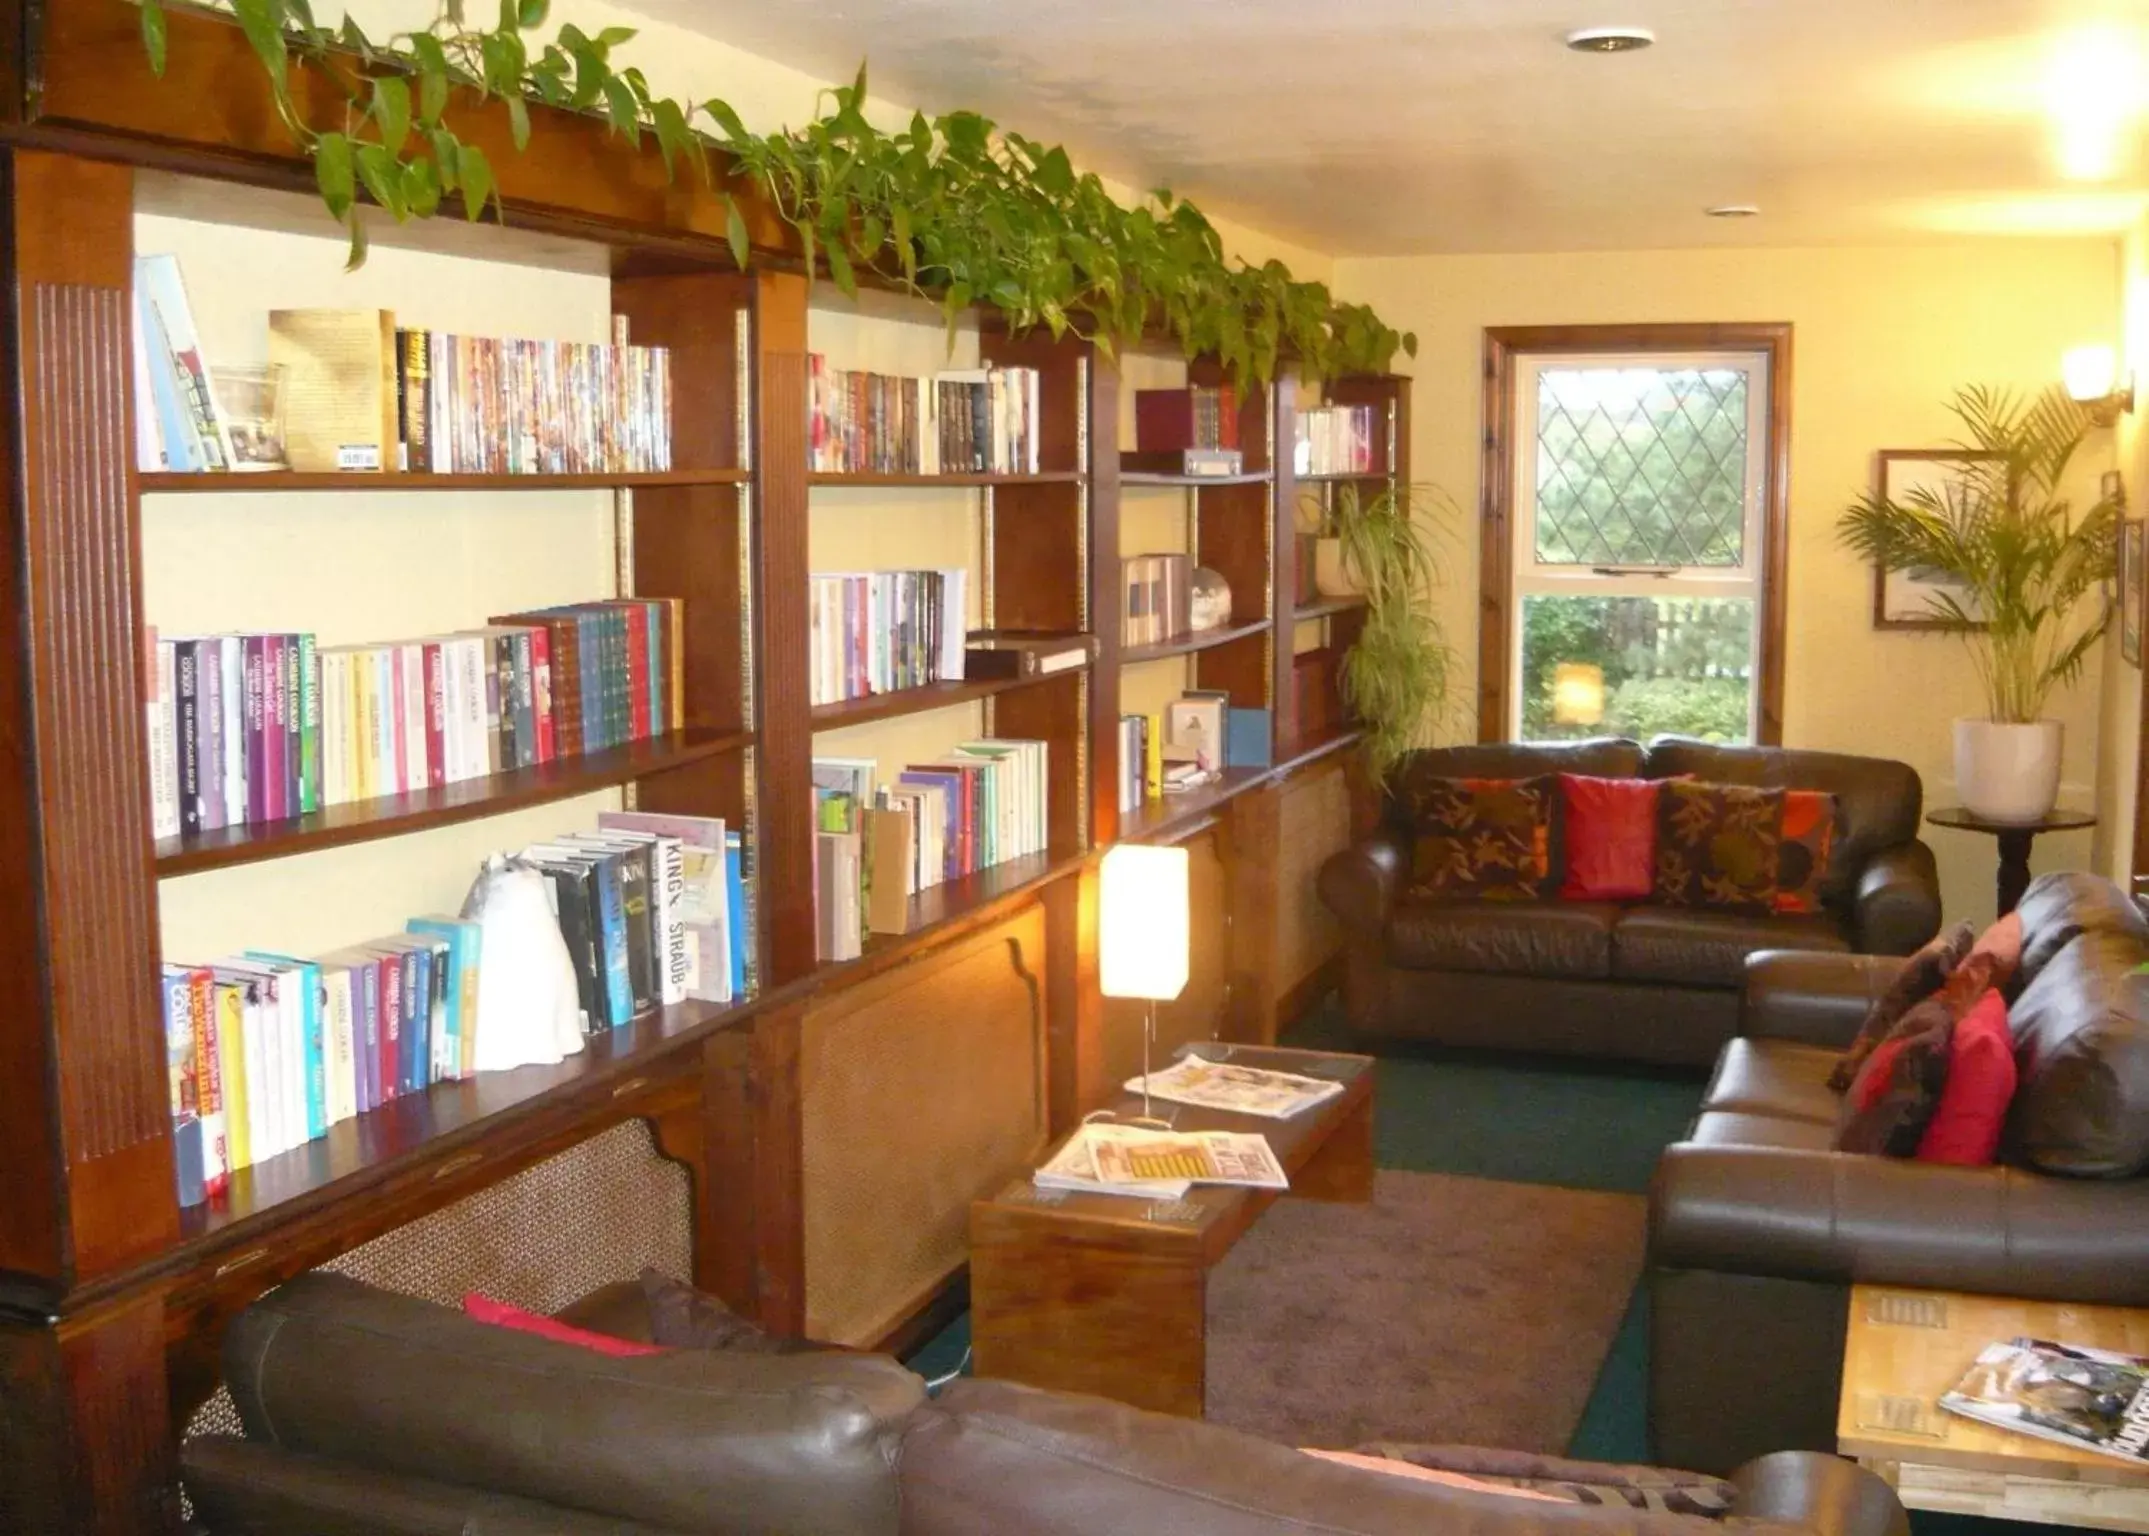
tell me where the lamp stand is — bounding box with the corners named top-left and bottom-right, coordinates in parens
top-left (1081, 998), bottom-right (1172, 1131)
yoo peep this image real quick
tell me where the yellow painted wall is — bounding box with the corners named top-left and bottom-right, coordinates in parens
top-left (1333, 241), bottom-right (2122, 926)
top-left (2092, 218), bottom-right (2149, 887)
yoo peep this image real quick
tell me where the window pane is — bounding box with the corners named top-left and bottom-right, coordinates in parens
top-left (1534, 367), bottom-right (1749, 568)
top-left (1519, 594), bottom-right (1754, 744)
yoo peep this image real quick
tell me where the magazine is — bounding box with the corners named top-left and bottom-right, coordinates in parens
top-left (1033, 1124), bottom-right (1289, 1199)
top-left (1122, 1054), bottom-right (1346, 1119)
top-left (1940, 1337), bottom-right (2149, 1465)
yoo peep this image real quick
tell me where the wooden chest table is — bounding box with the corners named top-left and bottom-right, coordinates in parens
top-left (1839, 1284), bottom-right (2149, 1532)
top-left (969, 1044), bottom-right (1374, 1417)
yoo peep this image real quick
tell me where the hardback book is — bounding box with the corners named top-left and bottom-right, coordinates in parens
top-left (267, 308), bottom-right (399, 472)
top-left (162, 967), bottom-right (206, 1208)
top-left (598, 812), bottom-right (731, 1004)
top-left (1226, 707), bottom-right (1273, 770)
top-left (962, 630), bottom-right (1096, 679)
top-left (524, 855), bottom-right (604, 1031)
top-left (863, 806), bottom-right (915, 937)
top-left (1166, 696), bottom-right (1228, 773)
top-left (586, 825), bottom-right (689, 1008)
top-left (559, 834), bottom-right (656, 1017)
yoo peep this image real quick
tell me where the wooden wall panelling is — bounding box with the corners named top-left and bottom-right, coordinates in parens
top-left (1271, 756), bottom-right (1350, 1021)
top-left (696, 1004), bottom-right (806, 1333)
top-left (1220, 780), bottom-right (1286, 1045)
top-left (1041, 863), bottom-right (1100, 1133)
top-left (0, 149), bottom-right (175, 1298)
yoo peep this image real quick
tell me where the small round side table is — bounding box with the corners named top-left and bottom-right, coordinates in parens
top-left (1925, 806), bottom-right (2097, 917)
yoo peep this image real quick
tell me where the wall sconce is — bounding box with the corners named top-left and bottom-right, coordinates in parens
top-left (1551, 662), bottom-right (1607, 727)
top-left (2064, 344), bottom-right (2135, 427)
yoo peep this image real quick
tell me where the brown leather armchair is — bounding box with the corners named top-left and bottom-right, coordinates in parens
top-left (179, 1271), bottom-right (1908, 1536)
top-left (1649, 872), bottom-right (2149, 1475)
top-left (1317, 737), bottom-right (1941, 1067)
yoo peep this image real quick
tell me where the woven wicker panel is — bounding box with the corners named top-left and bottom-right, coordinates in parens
top-left (184, 1118), bottom-right (690, 1442)
top-left (1104, 825), bottom-right (1227, 1090)
top-left (1276, 759), bottom-right (1349, 1001)
top-left (802, 906), bottom-right (1048, 1346)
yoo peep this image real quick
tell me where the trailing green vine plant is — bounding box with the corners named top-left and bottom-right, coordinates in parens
top-left (137, 0), bottom-right (1414, 380)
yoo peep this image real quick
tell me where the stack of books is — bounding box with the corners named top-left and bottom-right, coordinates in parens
top-left (162, 915), bottom-right (485, 1206)
top-left (810, 742), bottom-right (1048, 962)
top-left (808, 569), bottom-right (969, 705)
top-left (1295, 404), bottom-right (1376, 477)
top-left (1121, 554), bottom-right (1193, 647)
top-left (1116, 692), bottom-right (1272, 812)
top-left (145, 601), bottom-right (682, 840)
top-left (807, 356), bottom-right (1042, 474)
top-left (134, 254), bottom-right (235, 473)
top-left (1127, 384), bottom-right (1244, 476)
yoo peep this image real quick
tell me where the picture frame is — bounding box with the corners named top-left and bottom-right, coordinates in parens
top-left (2122, 519), bottom-right (2143, 668)
top-left (2104, 468), bottom-right (2128, 510)
top-left (1871, 449), bottom-right (2006, 631)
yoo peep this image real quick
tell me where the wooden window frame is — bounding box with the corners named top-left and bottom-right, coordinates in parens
top-left (1478, 323), bottom-right (1794, 746)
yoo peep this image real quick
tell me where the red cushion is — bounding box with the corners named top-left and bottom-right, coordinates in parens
top-left (1557, 774), bottom-right (1657, 901)
top-left (1916, 989), bottom-right (2017, 1165)
top-left (461, 1293), bottom-right (669, 1357)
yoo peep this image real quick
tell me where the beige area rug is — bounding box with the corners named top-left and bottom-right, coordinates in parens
top-left (1204, 1169), bottom-right (1646, 1452)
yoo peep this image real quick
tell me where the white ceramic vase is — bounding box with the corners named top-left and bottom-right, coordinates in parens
top-left (1953, 717), bottom-right (2063, 824)
top-left (1313, 537), bottom-right (1364, 599)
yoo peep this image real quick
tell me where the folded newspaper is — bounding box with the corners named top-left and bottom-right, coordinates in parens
top-left (1941, 1336), bottom-right (2149, 1465)
top-left (1120, 1055), bottom-right (1346, 1119)
top-left (1034, 1123), bottom-right (1289, 1199)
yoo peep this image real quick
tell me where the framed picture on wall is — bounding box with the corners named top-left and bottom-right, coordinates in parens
top-left (2122, 519), bottom-right (2143, 668)
top-left (1870, 448), bottom-right (2006, 631)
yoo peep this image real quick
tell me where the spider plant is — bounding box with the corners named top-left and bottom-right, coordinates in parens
top-left (1836, 385), bottom-right (2120, 723)
top-left (1314, 480), bottom-right (1458, 782)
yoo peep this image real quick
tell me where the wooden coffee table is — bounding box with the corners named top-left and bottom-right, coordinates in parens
top-left (1839, 1284), bottom-right (2149, 1531)
top-left (969, 1043), bottom-right (1374, 1417)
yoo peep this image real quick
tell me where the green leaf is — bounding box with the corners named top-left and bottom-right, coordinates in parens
top-left (651, 98), bottom-right (698, 180)
top-left (344, 211), bottom-right (369, 271)
top-left (336, 15), bottom-right (371, 56)
top-left (370, 74), bottom-right (411, 157)
top-left (890, 204), bottom-right (914, 279)
top-left (403, 155), bottom-right (442, 217)
top-left (602, 74), bottom-right (641, 145)
top-left (703, 97), bottom-right (749, 145)
top-left (355, 142), bottom-right (406, 219)
top-left (313, 130), bottom-right (356, 218)
top-left (139, 0), bottom-right (167, 76)
top-left (506, 94), bottom-right (531, 151)
top-left (570, 41), bottom-right (605, 108)
top-left (458, 141), bottom-right (496, 221)
top-left (517, 0), bottom-right (548, 25)
top-left (428, 128), bottom-right (462, 189)
top-left (826, 242), bottom-right (857, 297)
top-left (230, 0), bottom-right (287, 88)
top-left (724, 199), bottom-right (750, 269)
top-left (594, 25), bottom-right (637, 48)
top-left (497, 0), bottom-right (516, 34)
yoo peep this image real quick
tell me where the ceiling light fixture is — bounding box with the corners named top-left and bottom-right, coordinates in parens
top-left (1565, 26), bottom-right (1655, 53)
top-left (1705, 204), bottom-right (1760, 218)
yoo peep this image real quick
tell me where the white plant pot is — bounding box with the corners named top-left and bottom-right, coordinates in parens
top-left (1313, 537), bottom-right (1364, 599)
top-left (1953, 717), bottom-right (2064, 824)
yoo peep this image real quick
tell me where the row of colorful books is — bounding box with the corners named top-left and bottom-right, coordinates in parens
top-left (810, 742), bottom-right (1048, 962)
top-left (134, 254), bottom-right (238, 473)
top-left (163, 916), bottom-right (484, 1206)
top-left (1295, 404), bottom-right (1378, 477)
top-left (162, 809), bottom-right (749, 1208)
top-left (396, 320), bottom-right (672, 476)
top-left (1114, 694), bottom-right (1274, 812)
top-left (144, 600), bottom-right (684, 841)
top-left (1122, 554), bottom-right (1196, 648)
top-left (808, 569), bottom-right (969, 706)
top-left (807, 355), bottom-right (1042, 475)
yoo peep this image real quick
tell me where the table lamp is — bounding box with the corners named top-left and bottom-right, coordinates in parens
top-left (1098, 842), bottom-right (1190, 1123)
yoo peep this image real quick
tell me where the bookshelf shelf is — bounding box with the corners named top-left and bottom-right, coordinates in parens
top-left (807, 663), bottom-right (1087, 732)
top-left (1297, 470), bottom-right (1390, 484)
top-left (1120, 469), bottom-right (1274, 488)
top-left (173, 996), bottom-right (752, 1252)
top-left (807, 471), bottom-right (1082, 488)
top-left (1120, 768), bottom-right (1270, 845)
top-left (153, 728), bottom-right (754, 876)
top-left (139, 469), bottom-right (751, 493)
top-left (827, 849), bottom-right (1084, 980)
top-left (1294, 594), bottom-right (1369, 622)
top-left (1120, 619), bottom-right (1271, 667)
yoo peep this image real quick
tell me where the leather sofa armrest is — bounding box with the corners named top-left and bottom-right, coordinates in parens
top-left (1650, 1145), bottom-right (2149, 1304)
top-left (1727, 1451), bottom-right (1908, 1536)
top-left (1853, 840), bottom-right (1942, 955)
top-left (1741, 950), bottom-right (1902, 1049)
top-left (1318, 831), bottom-right (1409, 933)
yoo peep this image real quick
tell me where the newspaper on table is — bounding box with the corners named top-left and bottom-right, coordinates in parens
top-left (1121, 1054), bottom-right (1346, 1119)
top-left (1032, 1123), bottom-right (1289, 1199)
top-left (1940, 1336), bottom-right (2149, 1466)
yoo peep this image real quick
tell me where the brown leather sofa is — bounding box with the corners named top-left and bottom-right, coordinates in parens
top-left (1649, 871), bottom-right (2149, 1475)
top-left (1317, 737), bottom-right (1941, 1067)
top-left (179, 1270), bottom-right (1908, 1536)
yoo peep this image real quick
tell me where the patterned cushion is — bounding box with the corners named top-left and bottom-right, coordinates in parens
top-left (1774, 789), bottom-right (1838, 915)
top-left (638, 1268), bottom-right (827, 1355)
top-left (1349, 1444), bottom-right (1737, 1517)
top-left (1834, 997), bottom-right (1954, 1155)
top-left (1404, 775), bottom-right (1556, 902)
top-left (1829, 922), bottom-right (1976, 1092)
top-left (1652, 780), bottom-right (1786, 916)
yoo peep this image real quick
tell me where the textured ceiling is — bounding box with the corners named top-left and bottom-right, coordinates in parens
top-left (624, 0), bottom-right (2149, 254)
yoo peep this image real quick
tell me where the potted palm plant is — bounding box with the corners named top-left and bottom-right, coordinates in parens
top-left (1309, 481), bottom-right (1458, 782)
top-left (1837, 385), bottom-right (2120, 823)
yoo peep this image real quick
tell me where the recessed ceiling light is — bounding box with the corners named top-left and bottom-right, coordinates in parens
top-left (1705, 204), bottom-right (1761, 218)
top-left (1565, 26), bottom-right (1655, 53)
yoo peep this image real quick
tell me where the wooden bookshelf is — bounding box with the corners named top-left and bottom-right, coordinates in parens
top-left (806, 667), bottom-right (1087, 732)
top-left (1120, 619), bottom-right (1270, 667)
top-left (1295, 594), bottom-right (1368, 622)
top-left (154, 729), bottom-right (754, 876)
top-left (139, 469), bottom-right (752, 493)
top-left (1120, 469), bottom-right (1274, 487)
top-left (807, 470), bottom-right (1082, 488)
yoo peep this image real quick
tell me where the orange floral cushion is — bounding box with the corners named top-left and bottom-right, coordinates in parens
top-left (1652, 779), bottom-right (1785, 916)
top-left (1774, 789), bottom-right (1838, 915)
top-left (1404, 775), bottom-right (1556, 902)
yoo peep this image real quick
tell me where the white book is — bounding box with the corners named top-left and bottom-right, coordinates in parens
top-left (319, 651), bottom-right (346, 807)
top-left (149, 639), bottom-right (181, 840)
top-left (218, 636), bottom-right (246, 830)
top-left (455, 637), bottom-right (487, 781)
top-left (213, 965), bottom-right (279, 1157)
top-left (398, 641), bottom-right (427, 792)
top-left (939, 568), bottom-right (968, 681)
top-left (319, 964), bottom-right (358, 1124)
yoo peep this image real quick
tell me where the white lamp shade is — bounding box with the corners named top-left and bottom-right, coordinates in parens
top-left (2065, 344), bottom-right (2120, 401)
top-left (1098, 843), bottom-right (1190, 1002)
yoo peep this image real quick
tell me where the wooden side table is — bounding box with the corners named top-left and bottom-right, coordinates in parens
top-left (1926, 807), bottom-right (2097, 917)
top-left (1839, 1284), bottom-right (2149, 1531)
